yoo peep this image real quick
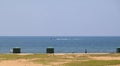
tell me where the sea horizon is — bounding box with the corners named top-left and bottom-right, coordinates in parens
top-left (0, 36), bottom-right (120, 53)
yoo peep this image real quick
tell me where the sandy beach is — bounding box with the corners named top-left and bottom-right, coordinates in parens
top-left (0, 53), bottom-right (120, 66)
top-left (0, 60), bottom-right (43, 66)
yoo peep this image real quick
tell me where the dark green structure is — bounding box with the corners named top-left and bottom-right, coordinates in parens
top-left (116, 48), bottom-right (120, 53)
top-left (13, 47), bottom-right (21, 53)
top-left (46, 47), bottom-right (54, 53)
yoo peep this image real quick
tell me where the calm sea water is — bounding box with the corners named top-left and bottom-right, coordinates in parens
top-left (0, 36), bottom-right (120, 53)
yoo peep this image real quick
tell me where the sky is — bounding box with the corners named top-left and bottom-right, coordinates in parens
top-left (0, 0), bottom-right (120, 36)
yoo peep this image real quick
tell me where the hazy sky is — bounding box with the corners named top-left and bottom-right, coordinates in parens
top-left (0, 0), bottom-right (120, 36)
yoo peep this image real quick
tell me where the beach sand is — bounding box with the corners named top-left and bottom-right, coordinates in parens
top-left (0, 60), bottom-right (43, 66)
top-left (0, 53), bottom-right (120, 66)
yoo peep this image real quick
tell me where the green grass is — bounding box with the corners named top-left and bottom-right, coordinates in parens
top-left (32, 54), bottom-right (72, 64)
top-left (0, 54), bottom-right (120, 66)
top-left (89, 53), bottom-right (120, 57)
top-left (63, 60), bottom-right (120, 66)
top-left (32, 54), bottom-right (91, 65)
top-left (0, 54), bottom-right (20, 60)
top-left (0, 54), bottom-right (48, 60)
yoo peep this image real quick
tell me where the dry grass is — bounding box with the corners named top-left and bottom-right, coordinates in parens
top-left (0, 53), bottom-right (120, 66)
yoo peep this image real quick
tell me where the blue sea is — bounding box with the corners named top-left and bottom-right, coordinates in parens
top-left (0, 36), bottom-right (120, 53)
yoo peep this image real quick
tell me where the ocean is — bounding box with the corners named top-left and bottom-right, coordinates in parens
top-left (0, 36), bottom-right (120, 53)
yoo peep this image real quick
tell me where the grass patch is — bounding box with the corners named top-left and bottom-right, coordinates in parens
top-left (32, 54), bottom-right (90, 65)
top-left (0, 54), bottom-right (20, 60)
top-left (63, 60), bottom-right (120, 66)
top-left (0, 54), bottom-right (120, 66)
top-left (89, 53), bottom-right (120, 57)
top-left (0, 54), bottom-right (48, 60)
top-left (32, 54), bottom-right (69, 64)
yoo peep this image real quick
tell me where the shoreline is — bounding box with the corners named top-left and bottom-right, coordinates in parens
top-left (0, 52), bottom-right (115, 55)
